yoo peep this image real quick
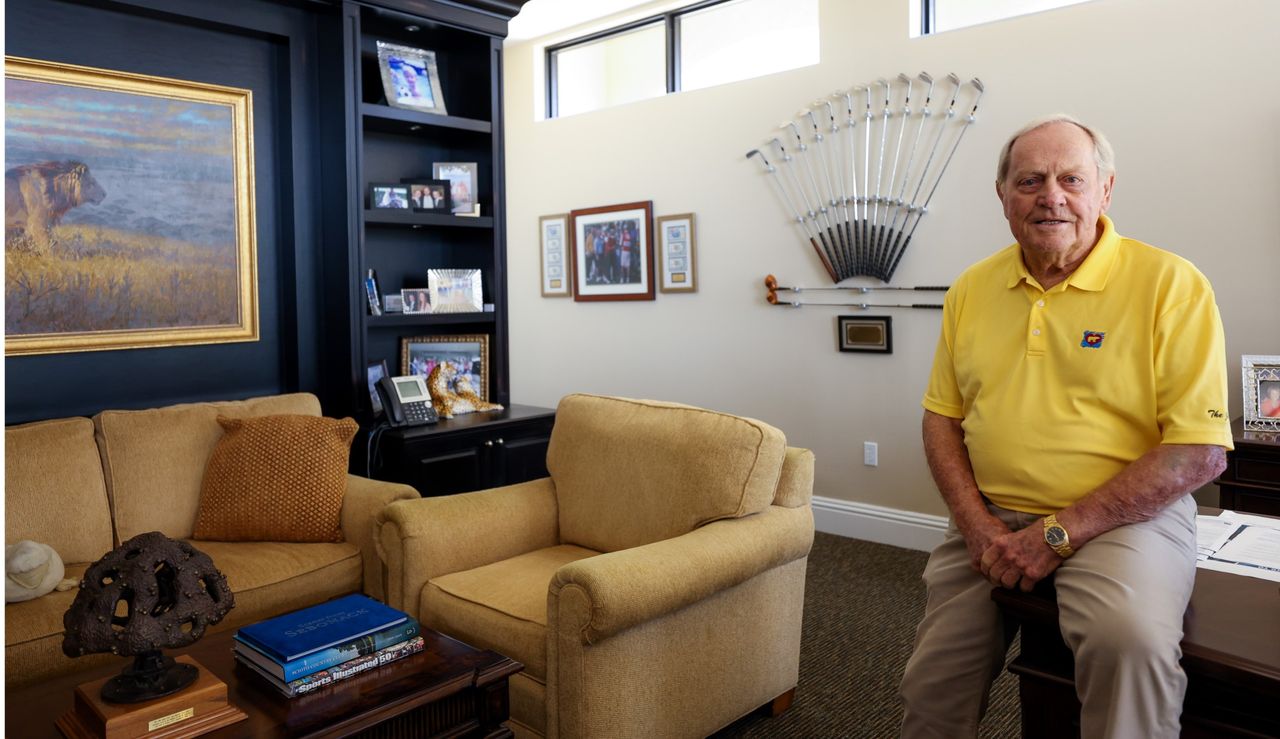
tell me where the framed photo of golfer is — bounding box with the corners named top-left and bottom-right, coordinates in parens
top-left (1242, 355), bottom-right (1280, 431)
top-left (376, 41), bottom-right (447, 115)
top-left (369, 183), bottom-right (410, 209)
top-left (540, 214), bottom-right (571, 297)
top-left (569, 201), bottom-right (654, 302)
top-left (656, 213), bottom-right (697, 293)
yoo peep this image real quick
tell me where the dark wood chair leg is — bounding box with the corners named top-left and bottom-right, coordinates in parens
top-left (762, 687), bottom-right (796, 718)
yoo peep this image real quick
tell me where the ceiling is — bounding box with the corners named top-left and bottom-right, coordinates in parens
top-left (506, 0), bottom-right (658, 42)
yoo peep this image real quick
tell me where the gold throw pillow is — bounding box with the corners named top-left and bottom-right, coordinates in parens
top-left (193, 414), bottom-right (358, 542)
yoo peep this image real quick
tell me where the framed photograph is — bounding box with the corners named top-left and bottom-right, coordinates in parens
top-left (539, 214), bottom-right (571, 297)
top-left (383, 294), bottom-right (404, 313)
top-left (656, 213), bottom-right (697, 293)
top-left (1243, 355), bottom-right (1280, 431)
top-left (428, 268), bottom-right (483, 313)
top-left (5, 56), bottom-right (257, 356)
top-left (402, 179), bottom-right (452, 213)
top-left (432, 162), bottom-right (477, 216)
top-left (838, 315), bottom-right (892, 354)
top-left (369, 183), bottom-right (410, 210)
top-left (367, 359), bottom-right (389, 416)
top-left (570, 201), bottom-right (655, 302)
top-left (401, 334), bottom-right (490, 399)
top-left (401, 287), bottom-right (432, 315)
top-left (375, 41), bottom-right (447, 115)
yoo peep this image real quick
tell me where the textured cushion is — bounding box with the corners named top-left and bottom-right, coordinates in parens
top-left (193, 414), bottom-right (358, 542)
top-left (5, 418), bottom-right (113, 564)
top-left (547, 394), bottom-right (787, 552)
top-left (95, 393), bottom-right (321, 541)
top-left (425, 544), bottom-right (599, 680)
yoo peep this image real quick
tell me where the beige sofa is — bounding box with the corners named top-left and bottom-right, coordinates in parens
top-left (5, 392), bottom-right (419, 688)
top-left (376, 394), bottom-right (815, 738)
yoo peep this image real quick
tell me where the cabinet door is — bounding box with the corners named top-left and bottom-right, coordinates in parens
top-left (412, 445), bottom-right (486, 496)
top-left (496, 433), bottom-right (551, 486)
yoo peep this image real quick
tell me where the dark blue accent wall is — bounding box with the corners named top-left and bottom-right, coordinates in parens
top-left (5, 0), bottom-right (342, 424)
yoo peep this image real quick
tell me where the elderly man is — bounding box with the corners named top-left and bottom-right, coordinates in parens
top-left (899, 115), bottom-right (1233, 738)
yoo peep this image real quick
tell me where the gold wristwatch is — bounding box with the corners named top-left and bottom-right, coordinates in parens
top-left (1043, 514), bottom-right (1074, 558)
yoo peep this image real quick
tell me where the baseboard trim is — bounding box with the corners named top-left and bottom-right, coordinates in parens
top-left (812, 496), bottom-right (949, 552)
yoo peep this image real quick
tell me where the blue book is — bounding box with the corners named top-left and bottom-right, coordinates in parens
top-left (234, 616), bottom-right (420, 682)
top-left (236, 594), bottom-right (408, 663)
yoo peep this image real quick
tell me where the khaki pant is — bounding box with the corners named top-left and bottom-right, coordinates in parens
top-left (899, 494), bottom-right (1197, 739)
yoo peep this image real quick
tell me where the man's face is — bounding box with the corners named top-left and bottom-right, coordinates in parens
top-left (997, 122), bottom-right (1114, 265)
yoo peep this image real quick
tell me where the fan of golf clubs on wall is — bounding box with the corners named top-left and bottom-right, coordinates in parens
top-left (748, 73), bottom-right (984, 285)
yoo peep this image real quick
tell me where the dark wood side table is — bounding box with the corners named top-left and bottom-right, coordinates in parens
top-left (993, 536), bottom-right (1280, 737)
top-left (1216, 417), bottom-right (1280, 515)
top-left (6, 626), bottom-right (523, 738)
top-left (376, 404), bottom-right (556, 497)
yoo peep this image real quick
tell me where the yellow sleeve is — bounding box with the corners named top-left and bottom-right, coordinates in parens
top-left (922, 282), bottom-right (964, 419)
top-left (1153, 274), bottom-right (1234, 449)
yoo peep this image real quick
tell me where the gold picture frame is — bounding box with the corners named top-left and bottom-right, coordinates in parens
top-left (539, 214), bottom-right (571, 297)
top-left (656, 213), bottom-right (697, 293)
top-left (401, 334), bottom-right (490, 399)
top-left (5, 56), bottom-right (258, 356)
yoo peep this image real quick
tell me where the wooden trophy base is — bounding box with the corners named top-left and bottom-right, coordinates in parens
top-left (56, 655), bottom-right (247, 739)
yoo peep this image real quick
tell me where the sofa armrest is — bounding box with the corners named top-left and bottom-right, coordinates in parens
top-left (375, 477), bottom-right (559, 616)
top-left (341, 474), bottom-right (419, 601)
top-left (774, 447), bottom-right (815, 508)
top-left (550, 503), bottom-right (813, 644)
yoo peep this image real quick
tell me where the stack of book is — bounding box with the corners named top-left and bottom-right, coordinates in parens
top-left (233, 593), bottom-right (423, 698)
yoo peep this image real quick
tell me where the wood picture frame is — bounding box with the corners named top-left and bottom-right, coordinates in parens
top-left (4, 56), bottom-right (258, 356)
top-left (375, 41), bottom-right (447, 116)
top-left (539, 214), bottom-right (571, 297)
top-left (656, 213), bottom-right (697, 293)
top-left (1243, 354), bottom-right (1280, 431)
top-left (401, 334), bottom-right (490, 399)
top-left (838, 315), bottom-right (892, 354)
top-left (569, 201), bottom-right (654, 302)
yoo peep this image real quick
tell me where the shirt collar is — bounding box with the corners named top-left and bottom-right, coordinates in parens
top-left (1003, 215), bottom-right (1120, 292)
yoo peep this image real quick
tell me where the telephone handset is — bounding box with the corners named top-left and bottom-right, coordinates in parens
top-left (375, 375), bottom-right (438, 427)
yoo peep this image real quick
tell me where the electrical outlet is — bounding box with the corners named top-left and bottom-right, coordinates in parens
top-left (863, 441), bottom-right (878, 467)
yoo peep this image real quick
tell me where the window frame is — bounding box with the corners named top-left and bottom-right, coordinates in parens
top-left (544, 0), bottom-right (754, 119)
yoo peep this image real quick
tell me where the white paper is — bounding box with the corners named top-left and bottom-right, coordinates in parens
top-left (1195, 510), bottom-right (1280, 583)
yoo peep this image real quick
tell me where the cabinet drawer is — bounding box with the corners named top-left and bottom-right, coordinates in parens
top-left (1235, 457), bottom-right (1280, 486)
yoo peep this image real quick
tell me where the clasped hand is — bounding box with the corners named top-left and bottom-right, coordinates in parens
top-left (972, 522), bottom-right (1062, 592)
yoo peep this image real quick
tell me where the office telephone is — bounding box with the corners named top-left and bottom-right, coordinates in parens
top-left (375, 375), bottom-right (438, 427)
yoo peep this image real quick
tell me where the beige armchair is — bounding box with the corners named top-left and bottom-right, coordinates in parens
top-left (376, 394), bottom-right (814, 738)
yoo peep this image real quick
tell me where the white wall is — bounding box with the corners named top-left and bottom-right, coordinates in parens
top-left (503, 0), bottom-right (1280, 518)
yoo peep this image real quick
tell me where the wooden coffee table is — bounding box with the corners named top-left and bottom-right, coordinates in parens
top-left (6, 626), bottom-right (522, 738)
top-left (993, 566), bottom-right (1280, 738)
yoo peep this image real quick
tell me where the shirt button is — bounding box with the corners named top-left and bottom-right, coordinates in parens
top-left (1032, 329), bottom-right (1041, 336)
top-left (1037, 300), bottom-right (1045, 307)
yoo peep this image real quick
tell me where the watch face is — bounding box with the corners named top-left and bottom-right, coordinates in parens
top-left (1046, 527), bottom-right (1067, 547)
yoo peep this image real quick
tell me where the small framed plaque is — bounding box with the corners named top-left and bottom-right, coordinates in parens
top-left (838, 315), bottom-right (892, 354)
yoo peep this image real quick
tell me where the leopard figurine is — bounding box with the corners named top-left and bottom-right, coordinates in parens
top-left (426, 361), bottom-right (504, 419)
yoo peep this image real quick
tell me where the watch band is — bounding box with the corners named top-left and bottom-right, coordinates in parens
top-left (1043, 514), bottom-right (1074, 558)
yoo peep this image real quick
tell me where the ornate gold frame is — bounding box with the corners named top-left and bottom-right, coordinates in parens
top-left (4, 56), bottom-right (257, 356)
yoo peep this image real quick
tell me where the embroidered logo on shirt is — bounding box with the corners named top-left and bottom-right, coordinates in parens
top-left (1081, 331), bottom-right (1105, 348)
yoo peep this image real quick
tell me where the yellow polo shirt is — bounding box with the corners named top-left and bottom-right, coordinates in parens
top-left (923, 216), bottom-right (1233, 514)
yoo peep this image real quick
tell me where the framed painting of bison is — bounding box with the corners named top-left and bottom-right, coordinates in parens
top-left (4, 56), bottom-right (258, 356)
